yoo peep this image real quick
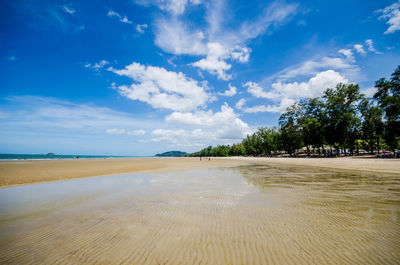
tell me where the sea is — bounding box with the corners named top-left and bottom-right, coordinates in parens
top-left (0, 153), bottom-right (142, 161)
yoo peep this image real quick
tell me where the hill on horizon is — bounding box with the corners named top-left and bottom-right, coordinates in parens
top-left (155, 151), bottom-right (188, 157)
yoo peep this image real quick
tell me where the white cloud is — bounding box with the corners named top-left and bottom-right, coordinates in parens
top-left (62, 4), bottom-right (75, 15)
top-left (235, 98), bottom-right (246, 110)
top-left (134, 0), bottom-right (201, 15)
top-left (376, 1), bottom-right (400, 34)
top-left (0, 96), bottom-right (163, 155)
top-left (191, 43), bottom-right (232, 80)
top-left (191, 43), bottom-right (251, 80)
top-left (153, 0), bottom-right (297, 79)
top-left (107, 10), bottom-right (132, 24)
top-left (365, 39), bottom-right (382, 54)
top-left (271, 70), bottom-right (348, 99)
top-left (338, 49), bottom-right (354, 59)
top-left (106, 128), bottom-right (146, 136)
top-left (218, 84), bottom-right (237, 96)
top-left (353, 44), bottom-right (366, 55)
top-left (236, 2), bottom-right (298, 41)
top-left (154, 18), bottom-right (207, 55)
top-left (361, 87), bottom-right (377, 98)
top-left (0, 96), bottom-right (154, 132)
top-left (136, 24), bottom-right (148, 34)
top-left (243, 70), bottom-right (348, 113)
top-left (241, 98), bottom-right (296, 114)
top-left (109, 62), bottom-right (210, 112)
top-left (84, 60), bottom-right (109, 69)
top-left (84, 60), bottom-right (109, 74)
top-left (164, 103), bottom-right (252, 140)
top-left (278, 56), bottom-right (356, 80)
top-left (244, 81), bottom-right (280, 99)
top-left (231, 46), bottom-right (251, 63)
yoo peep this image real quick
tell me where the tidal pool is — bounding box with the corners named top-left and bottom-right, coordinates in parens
top-left (0, 165), bottom-right (399, 264)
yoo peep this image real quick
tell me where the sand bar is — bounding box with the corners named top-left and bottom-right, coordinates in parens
top-left (0, 156), bottom-right (399, 188)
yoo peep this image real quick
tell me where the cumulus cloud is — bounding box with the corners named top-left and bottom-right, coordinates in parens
top-left (153, 0), bottom-right (297, 79)
top-left (136, 24), bottom-right (148, 34)
top-left (107, 10), bottom-right (133, 24)
top-left (338, 49), bottom-right (354, 59)
top-left (365, 39), bottom-right (382, 54)
top-left (109, 62), bottom-right (210, 112)
top-left (244, 81), bottom-right (279, 99)
top-left (271, 70), bottom-right (348, 99)
top-left (353, 44), bottom-right (366, 55)
top-left (164, 103), bottom-right (252, 140)
top-left (106, 128), bottom-right (146, 136)
top-left (376, 1), bottom-right (400, 34)
top-left (191, 42), bottom-right (232, 80)
top-left (243, 70), bottom-right (348, 113)
top-left (191, 43), bottom-right (251, 80)
top-left (218, 84), bottom-right (237, 96)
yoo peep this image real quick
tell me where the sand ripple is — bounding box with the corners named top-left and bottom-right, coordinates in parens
top-left (0, 166), bottom-right (399, 264)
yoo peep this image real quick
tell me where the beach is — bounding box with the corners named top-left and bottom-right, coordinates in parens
top-left (0, 159), bottom-right (399, 264)
top-left (0, 157), bottom-right (399, 188)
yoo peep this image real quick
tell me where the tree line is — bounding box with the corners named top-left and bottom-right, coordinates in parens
top-left (188, 66), bottom-right (400, 157)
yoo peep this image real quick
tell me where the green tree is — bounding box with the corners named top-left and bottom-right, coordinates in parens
top-left (323, 83), bottom-right (363, 155)
top-left (256, 127), bottom-right (279, 156)
top-left (299, 98), bottom-right (327, 156)
top-left (374, 65), bottom-right (400, 151)
top-left (279, 103), bottom-right (303, 156)
top-left (359, 98), bottom-right (384, 154)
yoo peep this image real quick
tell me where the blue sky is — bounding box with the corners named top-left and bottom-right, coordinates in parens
top-left (1, 0), bottom-right (400, 156)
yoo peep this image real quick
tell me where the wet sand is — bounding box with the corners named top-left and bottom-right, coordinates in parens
top-left (0, 157), bottom-right (250, 188)
top-left (1, 156), bottom-right (399, 188)
top-left (234, 156), bottom-right (400, 174)
top-left (0, 165), bottom-right (399, 264)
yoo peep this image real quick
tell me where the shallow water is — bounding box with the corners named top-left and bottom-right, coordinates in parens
top-left (0, 165), bottom-right (399, 264)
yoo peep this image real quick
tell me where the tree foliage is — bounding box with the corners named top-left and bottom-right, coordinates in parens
top-left (188, 66), bottom-right (400, 157)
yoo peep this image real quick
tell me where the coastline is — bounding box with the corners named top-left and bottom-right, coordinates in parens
top-left (0, 156), bottom-right (399, 188)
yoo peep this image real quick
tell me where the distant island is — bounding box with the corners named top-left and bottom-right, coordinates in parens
top-left (155, 151), bottom-right (187, 157)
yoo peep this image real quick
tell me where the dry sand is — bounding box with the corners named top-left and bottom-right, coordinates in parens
top-left (0, 156), bottom-right (399, 188)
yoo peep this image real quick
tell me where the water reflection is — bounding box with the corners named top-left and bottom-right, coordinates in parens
top-left (0, 166), bottom-right (399, 264)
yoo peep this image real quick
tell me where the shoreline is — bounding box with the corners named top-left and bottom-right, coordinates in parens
top-left (0, 156), bottom-right (399, 188)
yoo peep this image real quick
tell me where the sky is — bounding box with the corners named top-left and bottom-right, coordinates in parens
top-left (1, 0), bottom-right (400, 156)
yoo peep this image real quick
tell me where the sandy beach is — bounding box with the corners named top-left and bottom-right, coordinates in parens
top-left (0, 162), bottom-right (399, 264)
top-left (0, 156), bottom-right (399, 188)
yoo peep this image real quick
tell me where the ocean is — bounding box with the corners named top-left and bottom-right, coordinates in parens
top-left (0, 153), bottom-right (140, 161)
